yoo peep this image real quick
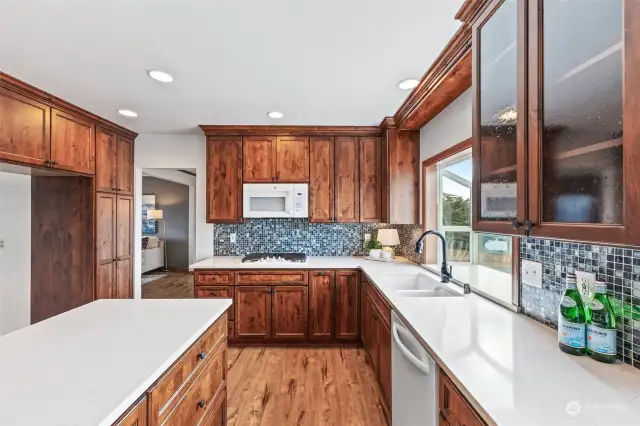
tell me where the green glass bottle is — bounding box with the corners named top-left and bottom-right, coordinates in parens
top-left (587, 282), bottom-right (617, 363)
top-left (558, 273), bottom-right (587, 356)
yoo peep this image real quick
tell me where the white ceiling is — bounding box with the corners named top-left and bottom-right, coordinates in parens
top-left (0, 0), bottom-right (463, 134)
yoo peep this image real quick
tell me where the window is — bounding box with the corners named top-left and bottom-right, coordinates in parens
top-left (423, 144), bottom-right (515, 306)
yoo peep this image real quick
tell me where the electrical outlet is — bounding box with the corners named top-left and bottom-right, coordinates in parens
top-left (364, 233), bottom-right (372, 248)
top-left (575, 270), bottom-right (596, 305)
top-left (0, 238), bottom-right (4, 250)
top-left (522, 260), bottom-right (542, 288)
top-left (230, 233), bottom-right (236, 244)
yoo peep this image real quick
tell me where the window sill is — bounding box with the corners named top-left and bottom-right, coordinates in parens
top-left (422, 263), bottom-right (517, 311)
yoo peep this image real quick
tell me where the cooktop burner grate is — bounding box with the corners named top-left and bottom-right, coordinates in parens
top-left (241, 253), bottom-right (307, 263)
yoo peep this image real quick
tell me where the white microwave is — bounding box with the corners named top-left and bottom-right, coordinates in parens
top-left (243, 183), bottom-right (309, 218)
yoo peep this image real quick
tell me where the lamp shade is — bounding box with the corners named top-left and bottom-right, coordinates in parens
top-left (147, 209), bottom-right (164, 220)
top-left (377, 229), bottom-right (400, 246)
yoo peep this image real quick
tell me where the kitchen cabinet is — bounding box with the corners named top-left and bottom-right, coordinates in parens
top-left (335, 270), bottom-right (360, 340)
top-left (359, 136), bottom-right (382, 222)
top-left (439, 369), bottom-right (486, 426)
top-left (96, 127), bottom-right (117, 192)
top-left (275, 136), bottom-right (309, 182)
top-left (471, 0), bottom-right (640, 245)
top-left (243, 136), bottom-right (276, 182)
top-left (309, 137), bottom-right (335, 222)
top-left (117, 135), bottom-right (134, 194)
top-left (272, 285), bottom-right (308, 339)
top-left (51, 108), bottom-right (95, 174)
top-left (334, 137), bottom-right (360, 223)
top-left (309, 271), bottom-right (335, 340)
top-left (207, 137), bottom-right (243, 223)
top-left (0, 85), bottom-right (50, 167)
top-left (235, 286), bottom-right (271, 339)
top-left (114, 397), bottom-right (147, 426)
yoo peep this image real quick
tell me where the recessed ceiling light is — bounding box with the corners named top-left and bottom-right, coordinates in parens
top-left (267, 111), bottom-right (284, 119)
top-left (147, 69), bottom-right (174, 83)
top-left (118, 109), bottom-right (138, 118)
top-left (397, 78), bottom-right (420, 91)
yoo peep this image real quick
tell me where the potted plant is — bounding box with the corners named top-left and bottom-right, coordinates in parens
top-left (365, 237), bottom-right (383, 259)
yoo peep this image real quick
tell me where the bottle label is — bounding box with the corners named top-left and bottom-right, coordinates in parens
top-left (587, 325), bottom-right (616, 355)
top-left (590, 299), bottom-right (604, 311)
top-left (559, 318), bottom-right (586, 348)
top-left (561, 296), bottom-right (577, 308)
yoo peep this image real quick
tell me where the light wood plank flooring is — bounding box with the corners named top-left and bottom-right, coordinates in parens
top-left (141, 271), bottom-right (193, 299)
top-left (227, 347), bottom-right (387, 426)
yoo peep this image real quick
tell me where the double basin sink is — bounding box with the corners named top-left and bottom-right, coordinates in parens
top-left (392, 273), bottom-right (462, 298)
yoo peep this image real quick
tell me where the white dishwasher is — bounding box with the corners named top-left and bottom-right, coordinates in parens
top-left (391, 311), bottom-right (437, 426)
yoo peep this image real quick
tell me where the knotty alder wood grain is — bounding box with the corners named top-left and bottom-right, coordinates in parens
top-left (334, 136), bottom-right (360, 223)
top-left (117, 135), bottom-right (134, 194)
top-left (272, 286), bottom-right (308, 340)
top-left (96, 126), bottom-right (117, 192)
top-left (207, 137), bottom-right (243, 223)
top-left (309, 137), bottom-right (335, 222)
top-left (50, 108), bottom-right (95, 174)
top-left (276, 136), bottom-right (309, 182)
top-left (308, 271), bottom-right (335, 340)
top-left (335, 270), bottom-right (360, 340)
top-left (243, 136), bottom-right (277, 182)
top-left (226, 347), bottom-right (387, 426)
top-left (359, 136), bottom-right (382, 223)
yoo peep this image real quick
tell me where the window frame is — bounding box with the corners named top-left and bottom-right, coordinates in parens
top-left (421, 137), bottom-right (521, 309)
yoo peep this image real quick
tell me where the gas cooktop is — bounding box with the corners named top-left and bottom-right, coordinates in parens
top-left (241, 253), bottom-right (307, 264)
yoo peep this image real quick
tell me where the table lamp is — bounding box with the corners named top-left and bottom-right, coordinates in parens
top-left (377, 229), bottom-right (400, 256)
top-left (147, 209), bottom-right (168, 272)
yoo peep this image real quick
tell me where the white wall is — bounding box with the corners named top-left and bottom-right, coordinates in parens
top-left (134, 134), bottom-right (211, 299)
top-left (0, 172), bottom-right (31, 335)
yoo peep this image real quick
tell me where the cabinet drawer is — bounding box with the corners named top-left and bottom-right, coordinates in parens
top-left (196, 271), bottom-right (234, 286)
top-left (148, 315), bottom-right (227, 425)
top-left (201, 389), bottom-right (226, 426)
top-left (439, 370), bottom-right (486, 426)
top-left (195, 287), bottom-right (234, 320)
top-left (367, 282), bottom-right (391, 326)
top-left (235, 270), bottom-right (308, 285)
top-left (161, 343), bottom-right (226, 426)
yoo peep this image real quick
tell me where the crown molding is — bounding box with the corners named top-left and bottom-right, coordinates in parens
top-left (199, 125), bottom-right (382, 137)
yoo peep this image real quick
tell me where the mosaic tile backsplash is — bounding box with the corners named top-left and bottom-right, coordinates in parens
top-left (520, 238), bottom-right (640, 369)
top-left (213, 219), bottom-right (423, 263)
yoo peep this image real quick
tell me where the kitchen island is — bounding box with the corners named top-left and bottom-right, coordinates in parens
top-left (191, 256), bottom-right (640, 426)
top-left (0, 299), bottom-right (231, 426)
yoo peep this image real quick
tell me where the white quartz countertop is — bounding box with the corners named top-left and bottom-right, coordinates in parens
top-left (0, 299), bottom-right (231, 426)
top-left (191, 256), bottom-right (640, 425)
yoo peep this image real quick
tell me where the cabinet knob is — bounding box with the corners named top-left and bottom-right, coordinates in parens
top-left (524, 220), bottom-right (534, 237)
top-left (198, 400), bottom-right (205, 409)
top-left (197, 352), bottom-right (206, 361)
top-left (511, 219), bottom-right (522, 229)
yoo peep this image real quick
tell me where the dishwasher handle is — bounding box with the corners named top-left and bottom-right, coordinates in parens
top-left (392, 323), bottom-right (431, 375)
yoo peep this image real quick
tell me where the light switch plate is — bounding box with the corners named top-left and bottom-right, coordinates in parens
top-left (522, 260), bottom-right (543, 288)
top-left (575, 270), bottom-right (596, 305)
top-left (364, 233), bottom-right (372, 247)
top-left (230, 233), bottom-right (236, 244)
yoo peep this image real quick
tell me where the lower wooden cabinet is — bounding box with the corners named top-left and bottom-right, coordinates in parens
top-left (235, 286), bottom-right (271, 339)
top-left (113, 314), bottom-right (228, 426)
top-left (272, 285), bottom-right (308, 340)
top-left (335, 270), bottom-right (360, 340)
top-left (309, 271), bottom-right (335, 340)
top-left (439, 369), bottom-right (486, 426)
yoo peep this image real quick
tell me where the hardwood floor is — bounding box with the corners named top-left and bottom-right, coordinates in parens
top-left (227, 347), bottom-right (388, 426)
top-left (141, 271), bottom-right (194, 299)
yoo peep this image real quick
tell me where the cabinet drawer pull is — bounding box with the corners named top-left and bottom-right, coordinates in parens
top-left (198, 400), bottom-right (205, 409)
top-left (197, 352), bottom-right (206, 361)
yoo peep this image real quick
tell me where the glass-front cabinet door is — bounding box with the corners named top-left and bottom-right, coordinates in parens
top-left (527, 0), bottom-right (640, 244)
top-left (472, 0), bottom-right (528, 235)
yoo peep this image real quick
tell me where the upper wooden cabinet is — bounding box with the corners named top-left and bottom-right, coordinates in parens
top-left (470, 0), bottom-right (640, 245)
top-left (309, 137), bottom-right (335, 222)
top-left (243, 136), bottom-right (276, 182)
top-left (96, 127), bottom-right (117, 192)
top-left (117, 136), bottom-right (134, 194)
top-left (335, 137), bottom-right (360, 223)
top-left (359, 136), bottom-right (382, 222)
top-left (0, 86), bottom-right (50, 166)
top-left (207, 137), bottom-right (243, 223)
top-left (275, 136), bottom-right (309, 182)
top-left (51, 108), bottom-right (95, 174)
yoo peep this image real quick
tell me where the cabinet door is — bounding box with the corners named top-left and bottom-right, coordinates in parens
top-left (359, 136), bottom-right (382, 222)
top-left (276, 136), bottom-right (309, 182)
top-left (116, 195), bottom-right (133, 262)
top-left (0, 86), bottom-right (50, 166)
top-left (116, 258), bottom-right (132, 299)
top-left (96, 127), bottom-right (117, 192)
top-left (526, 0), bottom-right (638, 244)
top-left (117, 135), bottom-right (134, 194)
top-left (195, 286), bottom-right (234, 320)
top-left (97, 192), bottom-right (117, 266)
top-left (334, 136), bottom-right (360, 222)
top-left (378, 317), bottom-right (392, 412)
top-left (96, 262), bottom-right (115, 299)
top-left (363, 294), bottom-right (378, 370)
top-left (334, 270), bottom-right (360, 340)
top-left (235, 286), bottom-right (271, 339)
top-left (207, 137), bottom-right (243, 223)
top-left (272, 285), bottom-right (308, 340)
top-left (243, 136), bottom-right (276, 182)
top-left (51, 108), bottom-right (95, 174)
top-left (472, 0), bottom-right (526, 234)
top-left (114, 396), bottom-right (148, 426)
top-left (309, 271), bottom-right (335, 340)
top-left (309, 137), bottom-right (335, 222)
